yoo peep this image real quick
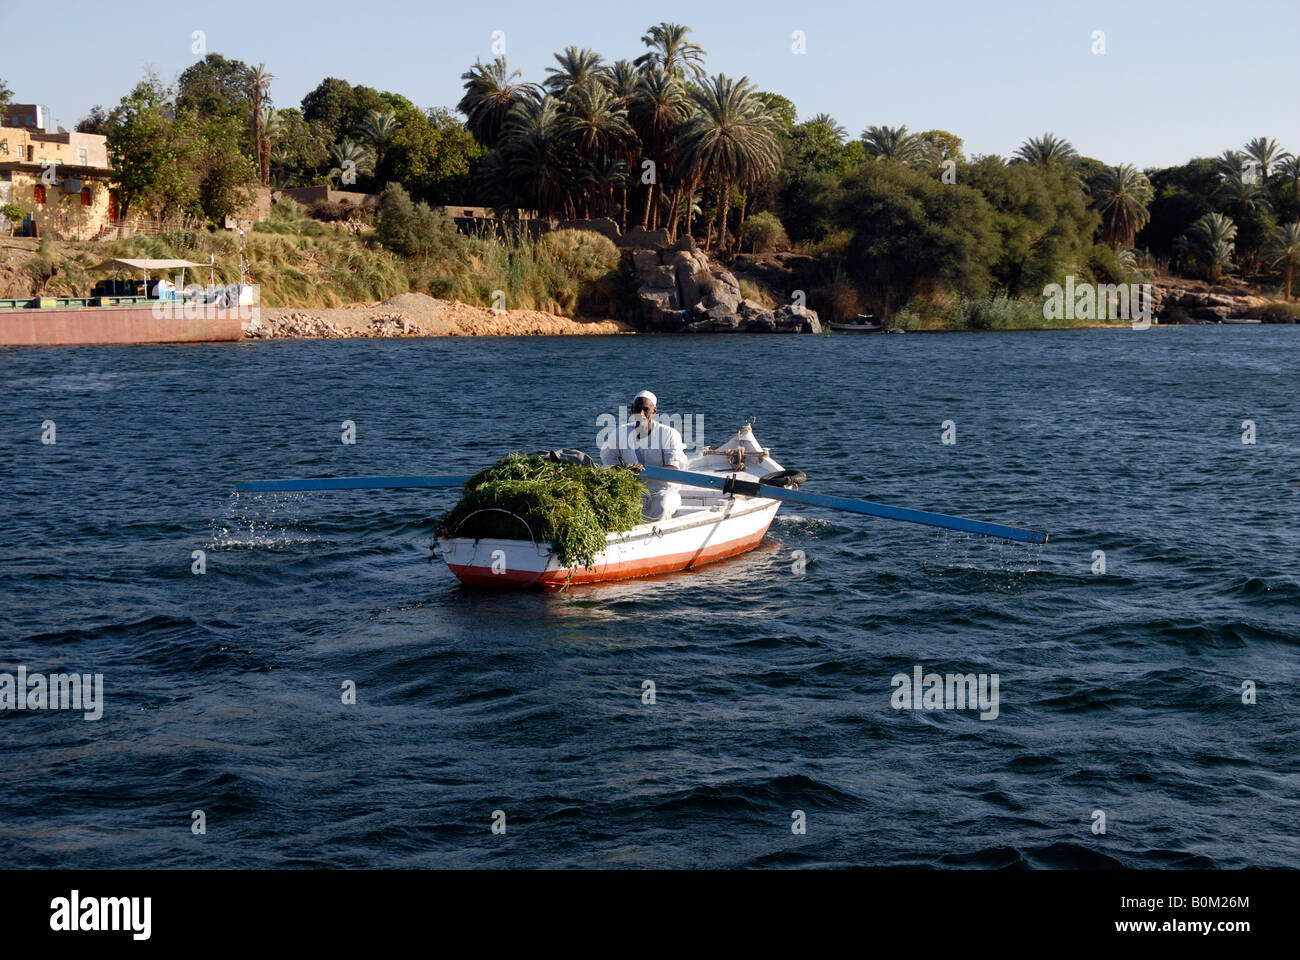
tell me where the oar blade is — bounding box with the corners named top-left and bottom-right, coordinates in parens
top-left (235, 475), bottom-right (470, 493)
top-left (641, 466), bottom-right (1048, 544)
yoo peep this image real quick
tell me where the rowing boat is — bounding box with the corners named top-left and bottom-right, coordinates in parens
top-left (438, 424), bottom-right (791, 588)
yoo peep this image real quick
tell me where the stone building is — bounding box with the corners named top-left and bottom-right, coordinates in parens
top-left (0, 110), bottom-right (114, 239)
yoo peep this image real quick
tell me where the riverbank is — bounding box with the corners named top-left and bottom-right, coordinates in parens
top-left (248, 292), bottom-right (633, 338)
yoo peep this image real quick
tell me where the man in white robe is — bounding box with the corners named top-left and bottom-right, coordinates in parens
top-left (600, 390), bottom-right (688, 521)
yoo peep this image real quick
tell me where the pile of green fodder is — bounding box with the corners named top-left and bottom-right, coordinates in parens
top-left (437, 454), bottom-right (645, 570)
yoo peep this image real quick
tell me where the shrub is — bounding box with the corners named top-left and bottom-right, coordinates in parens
top-left (965, 292), bottom-right (1043, 329)
top-left (1259, 302), bottom-right (1300, 323)
top-left (377, 183), bottom-right (462, 261)
top-left (742, 211), bottom-right (788, 253)
top-left (539, 229), bottom-right (619, 282)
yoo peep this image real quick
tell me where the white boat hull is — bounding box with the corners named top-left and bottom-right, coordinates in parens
top-left (439, 424), bottom-right (787, 589)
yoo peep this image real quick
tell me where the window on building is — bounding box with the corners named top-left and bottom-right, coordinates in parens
top-left (79, 149), bottom-right (88, 166)
top-left (0, 141), bottom-right (7, 156)
top-left (33, 185), bottom-right (46, 203)
top-left (81, 187), bottom-right (92, 207)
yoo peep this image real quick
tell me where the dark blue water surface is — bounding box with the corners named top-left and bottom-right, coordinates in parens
top-left (2, 326), bottom-right (1297, 868)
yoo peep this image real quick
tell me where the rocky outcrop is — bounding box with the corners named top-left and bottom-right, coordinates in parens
top-left (627, 237), bottom-right (819, 334)
top-left (1151, 281), bottom-right (1278, 323)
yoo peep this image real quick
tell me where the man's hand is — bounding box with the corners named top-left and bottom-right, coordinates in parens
top-left (617, 462), bottom-right (644, 474)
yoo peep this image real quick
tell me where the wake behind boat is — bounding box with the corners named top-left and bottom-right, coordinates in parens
top-left (438, 424), bottom-right (796, 588)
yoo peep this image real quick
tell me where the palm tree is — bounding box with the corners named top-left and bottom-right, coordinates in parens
top-left (808, 113), bottom-right (848, 142)
top-left (1267, 221), bottom-right (1300, 300)
top-left (1184, 212), bottom-right (1238, 282)
top-left (500, 97), bottom-right (574, 219)
top-left (1092, 163), bottom-right (1154, 251)
top-left (677, 74), bottom-right (782, 253)
top-left (328, 139), bottom-right (375, 187)
top-left (602, 60), bottom-right (640, 103)
top-left (561, 83), bottom-right (635, 217)
top-left (1014, 133), bottom-right (1078, 168)
top-left (544, 47), bottom-right (605, 97)
top-left (1213, 149), bottom-right (1248, 180)
top-left (630, 67), bottom-right (689, 229)
top-left (458, 57), bottom-right (541, 148)
top-left (861, 124), bottom-right (925, 164)
top-left (635, 22), bottom-right (707, 82)
top-left (1275, 155), bottom-right (1300, 201)
top-left (247, 64), bottom-right (275, 186)
top-left (360, 108), bottom-right (400, 170)
top-left (1217, 167), bottom-right (1270, 217)
top-left (258, 106), bottom-right (281, 188)
top-left (1243, 137), bottom-right (1291, 183)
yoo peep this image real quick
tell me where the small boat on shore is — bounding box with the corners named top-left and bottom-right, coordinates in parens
top-left (439, 424), bottom-right (797, 588)
top-left (829, 313), bottom-right (882, 333)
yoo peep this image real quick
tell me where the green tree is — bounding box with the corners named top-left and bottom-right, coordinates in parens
top-left (629, 68), bottom-right (688, 229)
top-left (177, 53), bottom-right (255, 121)
top-left (807, 113), bottom-right (847, 142)
top-left (837, 161), bottom-right (999, 317)
top-left (1092, 163), bottom-right (1153, 251)
top-left (965, 157), bottom-right (1099, 295)
top-left (1243, 137), bottom-right (1291, 183)
top-left (76, 105), bottom-right (110, 135)
top-left (106, 76), bottom-right (188, 233)
top-left (1267, 221), bottom-right (1300, 299)
top-left (1014, 133), bottom-right (1079, 168)
top-left (1182, 212), bottom-right (1237, 281)
top-left (388, 108), bottom-right (483, 205)
top-left (634, 22), bottom-right (707, 82)
top-left (267, 108), bottom-right (329, 187)
top-left (247, 64), bottom-right (275, 186)
top-left (302, 78), bottom-right (356, 138)
top-left (359, 108), bottom-right (400, 173)
top-left (194, 111), bottom-right (258, 223)
top-left (917, 129), bottom-right (965, 165)
top-left (457, 58), bottom-right (540, 149)
top-left (544, 47), bottom-right (605, 96)
top-left (376, 182), bottom-right (462, 260)
top-left (861, 125), bottom-right (925, 165)
top-left (328, 140), bottom-right (375, 187)
top-left (678, 74), bottom-right (783, 252)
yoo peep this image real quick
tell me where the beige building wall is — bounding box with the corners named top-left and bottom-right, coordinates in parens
top-left (0, 128), bottom-right (114, 237)
top-left (1, 170), bottom-right (113, 238)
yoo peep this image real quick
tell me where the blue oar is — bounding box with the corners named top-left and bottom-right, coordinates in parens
top-left (235, 475), bottom-right (470, 492)
top-left (641, 466), bottom-right (1048, 544)
top-left (235, 468), bottom-right (1048, 544)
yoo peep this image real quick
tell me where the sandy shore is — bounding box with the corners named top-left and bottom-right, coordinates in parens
top-left (248, 292), bottom-right (633, 339)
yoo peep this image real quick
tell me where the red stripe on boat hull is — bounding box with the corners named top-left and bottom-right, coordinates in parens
top-left (445, 523), bottom-right (773, 589)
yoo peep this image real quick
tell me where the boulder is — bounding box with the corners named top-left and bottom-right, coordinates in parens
top-left (644, 265), bottom-right (676, 290)
top-left (621, 227), bottom-right (670, 249)
top-left (631, 248), bottom-right (661, 272)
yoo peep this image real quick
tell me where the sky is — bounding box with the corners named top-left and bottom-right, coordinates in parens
top-left (7, 0), bottom-right (1298, 169)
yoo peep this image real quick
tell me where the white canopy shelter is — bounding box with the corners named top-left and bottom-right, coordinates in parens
top-left (89, 258), bottom-right (207, 274)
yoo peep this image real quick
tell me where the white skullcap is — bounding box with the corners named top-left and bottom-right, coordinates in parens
top-left (633, 390), bottom-right (658, 407)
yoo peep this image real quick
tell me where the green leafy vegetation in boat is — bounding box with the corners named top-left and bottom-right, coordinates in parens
top-left (437, 454), bottom-right (645, 570)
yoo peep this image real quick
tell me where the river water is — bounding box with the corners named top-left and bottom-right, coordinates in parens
top-left (2, 326), bottom-right (1296, 867)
